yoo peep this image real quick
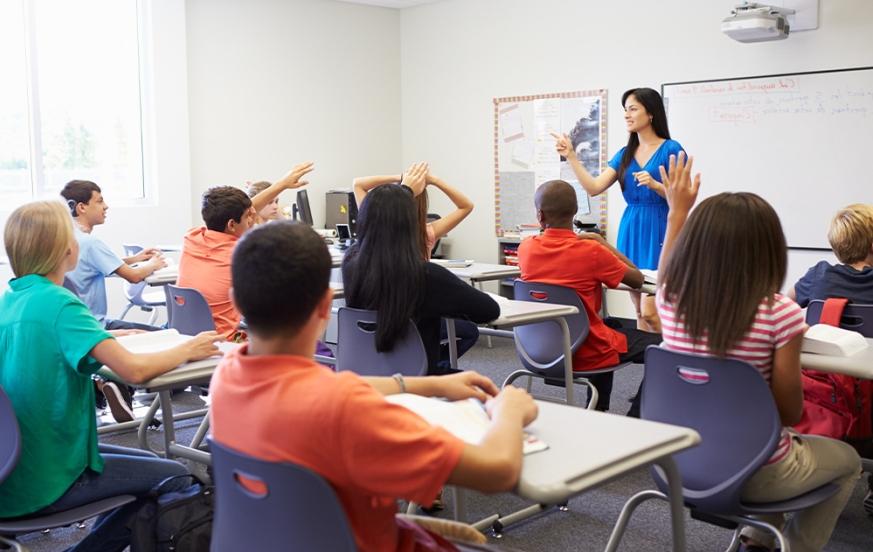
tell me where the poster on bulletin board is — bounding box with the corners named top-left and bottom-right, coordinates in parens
top-left (493, 89), bottom-right (609, 237)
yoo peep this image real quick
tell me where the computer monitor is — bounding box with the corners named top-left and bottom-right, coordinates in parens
top-left (294, 190), bottom-right (314, 226)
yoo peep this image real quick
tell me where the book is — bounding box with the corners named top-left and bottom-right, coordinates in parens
top-left (802, 324), bottom-right (869, 357)
top-left (386, 393), bottom-right (548, 455)
top-left (117, 329), bottom-right (236, 356)
top-left (431, 258), bottom-right (475, 268)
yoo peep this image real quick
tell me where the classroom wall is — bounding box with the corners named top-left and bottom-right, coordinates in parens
top-left (399, 0), bottom-right (872, 313)
top-left (0, 1), bottom-right (193, 311)
top-left (185, 0), bottom-right (402, 229)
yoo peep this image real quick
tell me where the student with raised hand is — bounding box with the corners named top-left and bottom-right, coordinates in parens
top-left (353, 164), bottom-right (474, 259)
top-left (553, 87), bottom-right (684, 331)
top-left (343, 179), bottom-right (499, 375)
top-left (0, 200), bottom-right (221, 552)
top-left (178, 162), bottom-right (313, 340)
top-left (654, 153), bottom-right (861, 552)
top-left (60, 179), bottom-right (168, 331)
top-left (353, 163), bottom-right (482, 369)
top-left (245, 180), bottom-right (282, 225)
top-left (211, 220), bottom-right (537, 551)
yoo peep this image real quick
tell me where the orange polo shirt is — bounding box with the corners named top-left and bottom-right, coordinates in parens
top-left (517, 228), bottom-right (628, 370)
top-left (176, 227), bottom-right (239, 340)
top-left (210, 346), bottom-right (465, 552)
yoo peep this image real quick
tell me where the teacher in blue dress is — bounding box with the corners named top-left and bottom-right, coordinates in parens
top-left (553, 87), bottom-right (685, 329)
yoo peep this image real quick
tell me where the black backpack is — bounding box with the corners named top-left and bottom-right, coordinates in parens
top-left (129, 475), bottom-right (214, 552)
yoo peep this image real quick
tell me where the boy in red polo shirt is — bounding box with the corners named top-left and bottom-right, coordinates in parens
top-left (177, 162), bottom-right (313, 340)
top-left (517, 180), bottom-right (661, 415)
top-left (210, 221), bottom-right (538, 551)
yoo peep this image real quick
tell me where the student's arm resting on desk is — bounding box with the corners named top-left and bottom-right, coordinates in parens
top-left (426, 173), bottom-right (474, 240)
top-left (122, 247), bottom-right (161, 265)
top-left (552, 132), bottom-right (617, 196)
top-left (364, 370), bottom-right (499, 402)
top-left (250, 161), bottom-right (314, 213)
top-left (89, 331), bottom-right (222, 384)
top-left (115, 255), bottom-right (167, 284)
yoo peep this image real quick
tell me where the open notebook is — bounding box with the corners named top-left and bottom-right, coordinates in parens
top-left (117, 329), bottom-right (236, 356)
top-left (386, 393), bottom-right (548, 455)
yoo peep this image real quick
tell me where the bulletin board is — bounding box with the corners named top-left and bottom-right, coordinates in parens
top-left (493, 89), bottom-right (609, 237)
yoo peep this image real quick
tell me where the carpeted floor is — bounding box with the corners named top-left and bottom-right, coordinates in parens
top-left (13, 337), bottom-right (873, 551)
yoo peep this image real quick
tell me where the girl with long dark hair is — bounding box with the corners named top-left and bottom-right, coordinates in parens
top-left (656, 153), bottom-right (860, 552)
top-left (342, 180), bottom-right (498, 375)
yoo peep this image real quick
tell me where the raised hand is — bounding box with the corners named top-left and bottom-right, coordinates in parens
top-left (658, 152), bottom-right (701, 216)
top-left (401, 162), bottom-right (428, 196)
top-left (280, 161), bottom-right (315, 189)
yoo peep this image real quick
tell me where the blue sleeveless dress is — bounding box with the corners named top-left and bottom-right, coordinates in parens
top-left (608, 139), bottom-right (685, 270)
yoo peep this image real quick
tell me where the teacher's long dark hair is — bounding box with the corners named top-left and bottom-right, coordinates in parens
top-left (616, 88), bottom-right (671, 188)
top-left (342, 184), bottom-right (426, 352)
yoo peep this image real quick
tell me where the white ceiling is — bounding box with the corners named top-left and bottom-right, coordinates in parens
top-left (335, 0), bottom-right (439, 9)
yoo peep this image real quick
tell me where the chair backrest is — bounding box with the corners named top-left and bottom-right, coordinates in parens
top-left (164, 285), bottom-right (216, 335)
top-left (0, 386), bottom-right (22, 484)
top-left (512, 280), bottom-right (589, 377)
top-left (209, 439), bottom-right (357, 552)
top-left (642, 346), bottom-right (782, 514)
top-left (335, 307), bottom-right (427, 377)
top-left (805, 300), bottom-right (873, 337)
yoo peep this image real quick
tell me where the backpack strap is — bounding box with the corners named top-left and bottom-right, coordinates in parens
top-left (820, 297), bottom-right (849, 327)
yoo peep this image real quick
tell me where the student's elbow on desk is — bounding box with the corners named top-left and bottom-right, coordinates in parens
top-left (621, 267), bottom-right (644, 290)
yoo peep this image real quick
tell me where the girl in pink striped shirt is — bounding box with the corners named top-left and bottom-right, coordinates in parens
top-left (654, 153), bottom-right (860, 552)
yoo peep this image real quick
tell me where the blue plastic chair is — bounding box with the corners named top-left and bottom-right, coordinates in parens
top-left (606, 347), bottom-right (840, 552)
top-left (164, 285), bottom-right (216, 335)
top-left (503, 280), bottom-right (627, 408)
top-left (118, 244), bottom-right (166, 325)
top-left (335, 307), bottom-right (427, 377)
top-left (209, 438), bottom-right (357, 552)
top-left (0, 386), bottom-right (136, 552)
top-left (805, 300), bottom-right (873, 337)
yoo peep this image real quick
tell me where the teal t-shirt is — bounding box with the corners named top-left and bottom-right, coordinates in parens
top-left (0, 274), bottom-right (112, 517)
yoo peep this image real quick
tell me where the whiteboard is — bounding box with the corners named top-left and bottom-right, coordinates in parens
top-left (663, 68), bottom-right (873, 249)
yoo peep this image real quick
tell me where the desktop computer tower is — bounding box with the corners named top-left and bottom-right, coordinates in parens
top-left (325, 190), bottom-right (358, 236)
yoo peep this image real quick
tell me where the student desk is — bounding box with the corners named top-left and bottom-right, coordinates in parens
top-left (800, 338), bottom-right (873, 379)
top-left (465, 400), bottom-right (701, 551)
top-left (144, 267), bottom-right (178, 287)
top-left (446, 299), bottom-right (581, 403)
top-left (99, 334), bottom-right (238, 465)
top-left (445, 262), bottom-right (520, 286)
top-left (330, 281), bottom-right (344, 299)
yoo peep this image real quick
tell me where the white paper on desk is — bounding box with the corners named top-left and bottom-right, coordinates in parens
top-left (802, 325), bottom-right (869, 357)
top-left (117, 329), bottom-right (236, 356)
top-left (386, 394), bottom-right (547, 455)
top-left (431, 259), bottom-right (474, 268)
top-left (640, 269), bottom-right (658, 285)
top-left (148, 257), bottom-right (178, 279)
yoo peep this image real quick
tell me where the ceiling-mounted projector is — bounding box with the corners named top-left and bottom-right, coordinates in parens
top-left (722, 3), bottom-right (793, 43)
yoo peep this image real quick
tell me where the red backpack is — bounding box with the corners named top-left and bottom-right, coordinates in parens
top-left (793, 298), bottom-right (873, 447)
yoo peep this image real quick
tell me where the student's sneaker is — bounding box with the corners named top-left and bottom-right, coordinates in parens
top-left (95, 378), bottom-right (135, 423)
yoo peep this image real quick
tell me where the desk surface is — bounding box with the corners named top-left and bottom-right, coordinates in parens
top-left (519, 401), bottom-right (700, 504)
top-left (801, 338), bottom-right (873, 379)
top-left (145, 268), bottom-right (178, 286)
top-left (447, 263), bottom-right (520, 282)
top-left (489, 298), bottom-right (578, 328)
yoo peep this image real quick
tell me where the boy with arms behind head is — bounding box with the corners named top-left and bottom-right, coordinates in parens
top-left (210, 221), bottom-right (537, 551)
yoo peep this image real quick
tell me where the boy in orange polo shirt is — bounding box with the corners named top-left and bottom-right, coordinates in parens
top-left (517, 180), bottom-right (661, 415)
top-left (210, 221), bottom-right (538, 552)
top-left (177, 162), bottom-right (313, 340)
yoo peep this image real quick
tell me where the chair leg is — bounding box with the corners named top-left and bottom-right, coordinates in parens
top-left (0, 534), bottom-right (26, 552)
top-left (722, 517), bottom-right (789, 552)
top-left (605, 489), bottom-right (668, 552)
top-left (117, 303), bottom-right (133, 321)
top-left (190, 412), bottom-right (210, 450)
top-left (724, 529), bottom-right (742, 552)
top-left (147, 306), bottom-right (162, 326)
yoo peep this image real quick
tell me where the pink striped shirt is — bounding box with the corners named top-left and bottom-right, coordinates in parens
top-left (656, 289), bottom-right (805, 463)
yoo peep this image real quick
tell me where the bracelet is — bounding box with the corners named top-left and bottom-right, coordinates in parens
top-left (392, 373), bottom-right (406, 393)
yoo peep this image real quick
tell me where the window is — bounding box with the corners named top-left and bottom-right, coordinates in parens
top-left (0, 0), bottom-right (146, 206)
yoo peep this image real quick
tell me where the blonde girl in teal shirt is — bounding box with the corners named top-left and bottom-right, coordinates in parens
top-left (0, 200), bottom-right (220, 551)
